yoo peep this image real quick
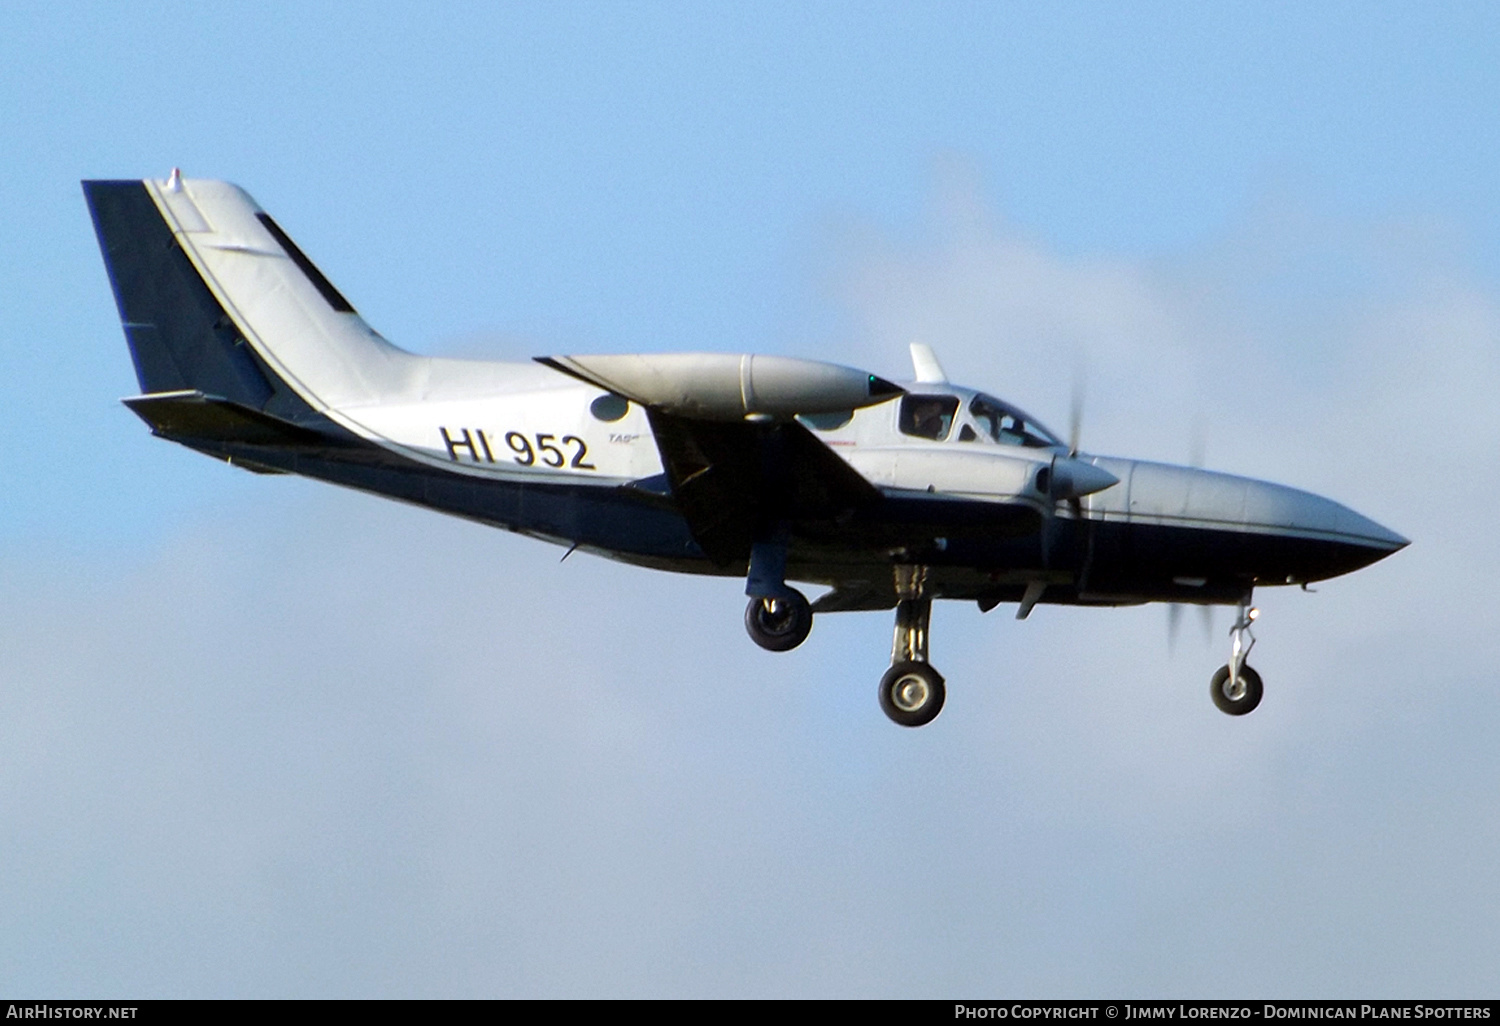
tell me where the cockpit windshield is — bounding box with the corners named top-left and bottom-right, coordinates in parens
top-left (967, 394), bottom-right (1062, 448)
top-left (896, 391), bottom-right (1062, 447)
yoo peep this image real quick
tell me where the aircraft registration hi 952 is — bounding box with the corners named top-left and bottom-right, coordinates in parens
top-left (84, 172), bottom-right (1407, 728)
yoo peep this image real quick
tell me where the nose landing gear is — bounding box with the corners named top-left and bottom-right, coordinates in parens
top-left (1211, 595), bottom-right (1263, 716)
top-left (880, 566), bottom-right (946, 727)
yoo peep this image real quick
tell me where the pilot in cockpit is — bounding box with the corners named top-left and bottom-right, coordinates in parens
top-left (914, 405), bottom-right (947, 439)
top-left (900, 394), bottom-right (959, 440)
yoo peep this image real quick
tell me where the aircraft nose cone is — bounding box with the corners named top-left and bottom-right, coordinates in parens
top-left (1245, 480), bottom-right (1406, 549)
top-left (1124, 461), bottom-right (1407, 583)
top-left (1242, 478), bottom-right (1408, 578)
top-left (1343, 511), bottom-right (1409, 553)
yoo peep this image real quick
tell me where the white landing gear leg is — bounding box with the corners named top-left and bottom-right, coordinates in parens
top-left (879, 566), bottom-right (946, 727)
top-left (1210, 594), bottom-right (1263, 716)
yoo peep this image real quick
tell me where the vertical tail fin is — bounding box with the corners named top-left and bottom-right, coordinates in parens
top-left (84, 175), bottom-right (423, 426)
top-left (84, 179), bottom-right (277, 408)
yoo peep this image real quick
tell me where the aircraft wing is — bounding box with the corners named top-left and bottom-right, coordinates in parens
top-left (645, 409), bottom-right (883, 566)
top-left (537, 352), bottom-right (893, 566)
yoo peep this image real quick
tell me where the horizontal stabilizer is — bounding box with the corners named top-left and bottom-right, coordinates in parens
top-left (122, 390), bottom-right (335, 447)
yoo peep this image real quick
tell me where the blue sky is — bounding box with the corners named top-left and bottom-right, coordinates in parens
top-left (2, 1), bottom-right (1498, 997)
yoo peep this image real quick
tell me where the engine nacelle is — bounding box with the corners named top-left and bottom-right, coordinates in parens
top-left (537, 353), bottom-right (903, 420)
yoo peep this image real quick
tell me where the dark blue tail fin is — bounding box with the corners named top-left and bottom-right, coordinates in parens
top-left (84, 179), bottom-right (278, 408)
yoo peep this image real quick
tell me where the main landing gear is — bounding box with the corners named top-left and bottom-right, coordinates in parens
top-left (1210, 594), bottom-right (1263, 716)
top-left (741, 544), bottom-right (947, 727)
top-left (744, 591), bottom-right (813, 652)
top-left (874, 564), bottom-right (945, 727)
top-left (741, 579), bottom-right (947, 728)
top-left (742, 535), bottom-right (814, 653)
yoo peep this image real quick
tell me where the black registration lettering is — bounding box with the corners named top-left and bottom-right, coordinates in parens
top-left (440, 426), bottom-right (483, 462)
top-left (535, 433), bottom-right (565, 468)
top-left (443, 426), bottom-right (598, 471)
top-left (563, 435), bottom-right (596, 469)
top-left (505, 431), bottom-right (535, 466)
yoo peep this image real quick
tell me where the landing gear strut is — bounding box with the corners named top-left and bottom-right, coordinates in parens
top-left (1211, 594), bottom-right (1263, 716)
top-left (880, 566), bottom-right (945, 727)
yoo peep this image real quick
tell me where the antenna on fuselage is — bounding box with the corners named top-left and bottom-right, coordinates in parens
top-left (909, 342), bottom-right (947, 384)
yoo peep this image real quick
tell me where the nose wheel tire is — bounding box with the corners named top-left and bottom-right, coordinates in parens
top-left (744, 590), bottom-right (813, 652)
top-left (879, 661), bottom-right (946, 727)
top-left (1210, 663), bottom-right (1263, 716)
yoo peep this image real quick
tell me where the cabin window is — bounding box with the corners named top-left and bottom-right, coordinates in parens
top-left (899, 394), bottom-right (960, 440)
top-left (590, 394), bottom-right (630, 422)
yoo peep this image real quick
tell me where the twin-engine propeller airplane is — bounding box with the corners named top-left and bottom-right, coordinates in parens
top-left (85, 173), bottom-right (1408, 727)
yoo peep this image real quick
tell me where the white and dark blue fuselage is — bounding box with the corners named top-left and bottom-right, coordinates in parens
top-left (84, 174), bottom-right (1406, 725)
